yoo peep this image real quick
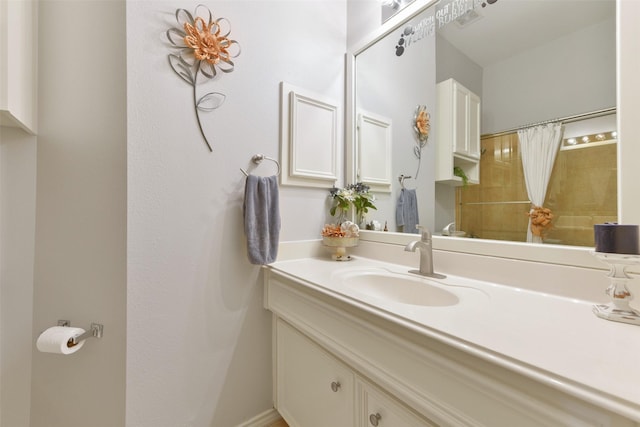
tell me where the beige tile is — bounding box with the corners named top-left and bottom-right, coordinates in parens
top-left (459, 133), bottom-right (617, 246)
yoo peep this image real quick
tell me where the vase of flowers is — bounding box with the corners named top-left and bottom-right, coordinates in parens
top-left (322, 183), bottom-right (375, 261)
top-left (328, 182), bottom-right (376, 226)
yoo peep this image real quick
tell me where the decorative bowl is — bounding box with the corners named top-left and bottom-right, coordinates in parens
top-left (322, 236), bottom-right (359, 261)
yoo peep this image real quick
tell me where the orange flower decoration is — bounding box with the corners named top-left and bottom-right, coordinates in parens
top-left (184, 17), bottom-right (232, 66)
top-left (166, 6), bottom-right (241, 152)
top-left (413, 105), bottom-right (430, 145)
top-left (321, 224), bottom-right (346, 238)
top-left (416, 110), bottom-right (430, 138)
top-left (167, 6), bottom-right (240, 81)
top-left (527, 206), bottom-right (553, 237)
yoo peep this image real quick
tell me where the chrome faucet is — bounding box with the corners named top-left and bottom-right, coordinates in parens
top-left (404, 226), bottom-right (446, 279)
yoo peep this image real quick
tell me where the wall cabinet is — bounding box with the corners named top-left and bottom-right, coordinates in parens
top-left (0, 0), bottom-right (37, 134)
top-left (435, 78), bottom-right (480, 186)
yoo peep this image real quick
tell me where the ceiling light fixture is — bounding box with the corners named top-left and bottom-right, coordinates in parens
top-left (454, 9), bottom-right (482, 28)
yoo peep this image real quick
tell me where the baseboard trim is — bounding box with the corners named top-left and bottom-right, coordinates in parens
top-left (237, 408), bottom-right (282, 427)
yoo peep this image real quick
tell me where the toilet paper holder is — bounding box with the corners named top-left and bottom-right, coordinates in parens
top-left (57, 320), bottom-right (104, 346)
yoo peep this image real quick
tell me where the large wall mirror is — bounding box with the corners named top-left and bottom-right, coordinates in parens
top-left (348, 0), bottom-right (627, 267)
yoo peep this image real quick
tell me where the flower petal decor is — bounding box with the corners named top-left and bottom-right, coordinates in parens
top-left (166, 4), bottom-right (241, 152)
top-left (527, 205), bottom-right (554, 238)
top-left (411, 105), bottom-right (430, 178)
top-left (413, 105), bottom-right (430, 146)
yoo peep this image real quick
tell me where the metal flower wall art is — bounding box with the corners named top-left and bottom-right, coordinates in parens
top-left (413, 105), bottom-right (430, 158)
top-left (413, 105), bottom-right (430, 144)
top-left (167, 5), bottom-right (241, 152)
top-left (409, 105), bottom-right (431, 180)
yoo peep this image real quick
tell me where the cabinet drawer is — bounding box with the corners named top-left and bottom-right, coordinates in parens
top-left (359, 379), bottom-right (437, 427)
top-left (276, 318), bottom-right (355, 427)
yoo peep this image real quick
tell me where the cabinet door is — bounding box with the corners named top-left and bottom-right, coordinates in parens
top-left (452, 81), bottom-right (481, 160)
top-left (467, 91), bottom-right (481, 159)
top-left (359, 380), bottom-right (436, 427)
top-left (453, 82), bottom-right (468, 156)
top-left (276, 319), bottom-right (355, 427)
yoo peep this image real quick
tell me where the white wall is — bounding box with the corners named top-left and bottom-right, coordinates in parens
top-left (126, 1), bottom-right (346, 426)
top-left (435, 34), bottom-right (482, 96)
top-left (30, 1), bottom-right (127, 427)
top-left (347, 0), bottom-right (381, 48)
top-left (482, 17), bottom-right (616, 135)
top-left (0, 127), bottom-right (36, 427)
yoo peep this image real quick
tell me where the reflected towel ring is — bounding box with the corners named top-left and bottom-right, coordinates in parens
top-left (240, 154), bottom-right (281, 177)
top-left (399, 174), bottom-right (414, 189)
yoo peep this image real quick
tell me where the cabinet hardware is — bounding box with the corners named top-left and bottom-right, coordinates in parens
top-left (330, 381), bottom-right (341, 392)
top-left (369, 412), bottom-right (382, 426)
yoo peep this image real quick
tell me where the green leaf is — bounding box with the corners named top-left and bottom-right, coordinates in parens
top-left (453, 166), bottom-right (469, 187)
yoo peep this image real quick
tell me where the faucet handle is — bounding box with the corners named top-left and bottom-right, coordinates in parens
top-left (443, 222), bottom-right (456, 235)
top-left (416, 225), bottom-right (432, 242)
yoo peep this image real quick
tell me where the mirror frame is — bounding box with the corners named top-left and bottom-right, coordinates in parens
top-left (347, 0), bottom-right (640, 271)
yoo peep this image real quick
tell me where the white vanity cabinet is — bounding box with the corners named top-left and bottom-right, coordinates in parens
top-left (276, 317), bottom-right (434, 427)
top-left (276, 318), bottom-right (356, 426)
top-left (265, 266), bottom-right (639, 427)
top-left (435, 78), bottom-right (480, 186)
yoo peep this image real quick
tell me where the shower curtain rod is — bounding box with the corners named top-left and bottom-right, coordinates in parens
top-left (481, 107), bottom-right (617, 139)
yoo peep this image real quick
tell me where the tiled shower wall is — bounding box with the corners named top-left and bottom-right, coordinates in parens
top-left (456, 132), bottom-right (617, 246)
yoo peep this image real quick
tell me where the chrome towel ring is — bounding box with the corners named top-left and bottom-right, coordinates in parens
top-left (240, 154), bottom-right (281, 176)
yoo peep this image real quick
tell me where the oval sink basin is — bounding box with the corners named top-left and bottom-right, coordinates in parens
top-left (337, 271), bottom-right (459, 307)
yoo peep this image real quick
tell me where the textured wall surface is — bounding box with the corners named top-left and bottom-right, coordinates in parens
top-left (30, 1), bottom-right (127, 426)
top-left (126, 1), bottom-right (346, 426)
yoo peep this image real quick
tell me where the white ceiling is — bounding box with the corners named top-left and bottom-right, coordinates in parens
top-left (437, 0), bottom-right (616, 67)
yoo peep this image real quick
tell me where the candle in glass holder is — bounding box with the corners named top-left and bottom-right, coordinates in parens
top-left (594, 223), bottom-right (640, 254)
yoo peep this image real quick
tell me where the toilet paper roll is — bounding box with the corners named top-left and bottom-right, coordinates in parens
top-left (36, 326), bottom-right (86, 355)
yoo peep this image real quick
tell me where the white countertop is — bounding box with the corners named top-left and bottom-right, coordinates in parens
top-left (268, 256), bottom-right (640, 421)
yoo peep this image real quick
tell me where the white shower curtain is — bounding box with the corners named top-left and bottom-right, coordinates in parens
top-left (517, 123), bottom-right (564, 243)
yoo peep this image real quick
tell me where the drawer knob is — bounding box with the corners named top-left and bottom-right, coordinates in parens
top-left (330, 381), bottom-right (341, 392)
top-left (369, 413), bottom-right (382, 426)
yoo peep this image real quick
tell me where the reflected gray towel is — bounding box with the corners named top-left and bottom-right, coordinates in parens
top-left (396, 188), bottom-right (419, 233)
top-left (243, 175), bottom-right (281, 265)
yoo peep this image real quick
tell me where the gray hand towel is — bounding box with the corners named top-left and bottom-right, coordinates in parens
top-left (243, 175), bottom-right (281, 265)
top-left (396, 188), bottom-right (419, 233)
